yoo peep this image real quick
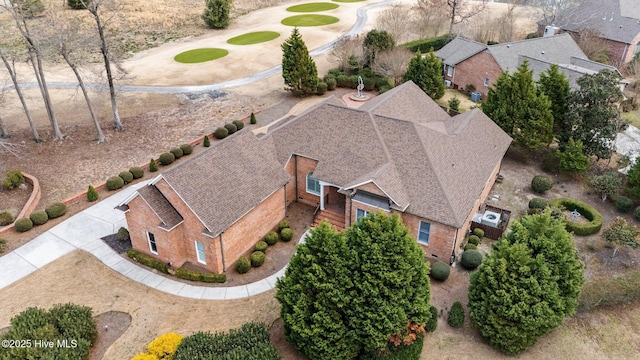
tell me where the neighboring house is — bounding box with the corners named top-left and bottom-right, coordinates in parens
top-left (436, 33), bottom-right (620, 99)
top-left (119, 81), bottom-right (512, 273)
top-left (539, 0), bottom-right (640, 67)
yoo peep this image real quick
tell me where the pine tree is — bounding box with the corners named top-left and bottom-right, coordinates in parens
top-left (556, 138), bottom-right (590, 174)
top-left (203, 135), bottom-right (211, 147)
top-left (282, 28), bottom-right (319, 97)
top-left (149, 159), bottom-right (158, 172)
top-left (201, 0), bottom-right (232, 29)
top-left (87, 185), bottom-right (99, 202)
top-left (538, 64), bottom-right (570, 147)
top-left (250, 112), bottom-right (257, 124)
top-left (482, 60), bottom-right (553, 151)
top-left (403, 51), bottom-right (445, 100)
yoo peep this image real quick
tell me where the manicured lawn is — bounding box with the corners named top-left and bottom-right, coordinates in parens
top-left (174, 48), bottom-right (229, 63)
top-left (227, 31), bottom-right (280, 45)
top-left (281, 14), bottom-right (339, 27)
top-left (332, 0), bottom-right (366, 2)
top-left (286, 2), bottom-right (339, 12)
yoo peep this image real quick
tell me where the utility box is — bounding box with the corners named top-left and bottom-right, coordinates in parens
top-left (471, 92), bottom-right (482, 102)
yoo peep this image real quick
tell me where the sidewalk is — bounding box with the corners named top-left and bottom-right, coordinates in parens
top-left (0, 182), bottom-right (305, 299)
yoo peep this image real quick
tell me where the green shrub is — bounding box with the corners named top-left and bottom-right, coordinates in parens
top-left (360, 335), bottom-right (424, 360)
top-left (175, 268), bottom-right (226, 283)
top-left (529, 197), bottom-right (549, 209)
top-left (236, 256), bottom-right (251, 274)
top-left (616, 196), bottom-right (634, 213)
top-left (464, 243), bottom-right (477, 250)
top-left (378, 84), bottom-right (392, 93)
top-left (250, 112), bottom-right (257, 124)
top-left (426, 305), bottom-right (438, 332)
top-left (203, 135), bottom-right (211, 147)
top-left (106, 176), bottom-right (124, 190)
top-left (402, 34), bottom-right (452, 53)
top-left (447, 301), bottom-right (465, 328)
top-left (14, 218), bottom-right (33, 232)
top-left (224, 123), bottom-right (238, 134)
top-left (170, 147), bottom-right (184, 159)
top-left (430, 261), bottom-right (450, 281)
top-left (2, 169), bottom-right (25, 190)
top-left (531, 174), bottom-right (554, 194)
top-left (126, 248), bottom-right (169, 274)
top-left (264, 231), bottom-right (278, 245)
top-left (117, 227), bottom-right (130, 241)
top-left (251, 251), bottom-right (266, 267)
top-left (0, 238), bottom-right (5, 253)
top-left (149, 158), bottom-right (159, 172)
top-left (159, 152), bottom-right (176, 165)
top-left (635, 206), bottom-right (640, 221)
top-left (67, 0), bottom-right (89, 9)
top-left (255, 241), bottom-right (268, 252)
top-left (180, 143), bottom-right (193, 155)
top-left (549, 198), bottom-right (603, 235)
top-left (325, 76), bottom-right (337, 90)
top-left (280, 227), bottom-right (293, 242)
top-left (87, 185), bottom-right (99, 202)
top-left (472, 228), bottom-right (484, 239)
top-left (232, 120), bottom-right (245, 131)
top-left (29, 211), bottom-right (48, 226)
top-left (467, 235), bottom-right (480, 245)
top-left (278, 219), bottom-right (290, 231)
top-left (45, 202), bottom-right (67, 219)
top-left (119, 171), bottom-right (134, 184)
top-left (336, 74), bottom-right (349, 88)
top-left (130, 167), bottom-right (144, 179)
top-left (317, 81), bottom-right (328, 95)
top-left (461, 249), bottom-right (483, 270)
top-left (214, 127), bottom-right (229, 139)
top-left (0, 211), bottom-right (14, 226)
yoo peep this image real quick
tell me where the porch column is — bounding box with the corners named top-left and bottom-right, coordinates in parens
top-left (319, 183), bottom-right (325, 210)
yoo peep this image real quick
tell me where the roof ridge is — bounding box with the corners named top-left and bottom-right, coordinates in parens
top-left (489, 32), bottom-right (571, 48)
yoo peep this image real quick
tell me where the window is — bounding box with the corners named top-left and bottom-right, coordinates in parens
top-left (147, 232), bottom-right (158, 254)
top-left (447, 65), bottom-right (453, 77)
top-left (418, 221), bottom-right (430, 245)
top-left (306, 172), bottom-right (321, 195)
top-left (484, 77), bottom-right (490, 86)
top-left (195, 241), bottom-right (206, 264)
top-left (356, 208), bottom-right (369, 221)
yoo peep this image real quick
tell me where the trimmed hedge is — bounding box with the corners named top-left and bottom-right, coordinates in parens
top-left (117, 227), bottom-right (130, 241)
top-left (472, 228), bottom-right (484, 238)
top-left (264, 231), bottom-right (278, 245)
top-left (549, 198), bottom-right (603, 236)
top-left (214, 127), bottom-right (229, 139)
top-left (531, 174), bottom-right (554, 193)
top-left (616, 196), bottom-right (633, 213)
top-left (425, 305), bottom-right (438, 332)
top-left (467, 235), bottom-right (480, 245)
top-left (430, 261), bottom-right (450, 281)
top-left (87, 185), bottom-right (99, 202)
top-left (159, 152), bottom-right (176, 165)
top-left (29, 210), bottom-right (48, 225)
top-left (464, 243), bottom-right (477, 250)
top-left (447, 301), bottom-right (465, 328)
top-left (236, 256), bottom-right (251, 274)
top-left (130, 167), bottom-right (144, 179)
top-left (278, 219), bottom-right (290, 231)
top-left (175, 268), bottom-right (226, 283)
top-left (461, 249), bottom-right (483, 270)
top-left (529, 197), bottom-right (549, 210)
top-left (45, 202), bottom-right (66, 219)
top-left (14, 218), bottom-right (33, 232)
top-left (224, 123), bottom-right (238, 134)
top-left (126, 248), bottom-right (169, 274)
top-left (255, 241), bottom-right (268, 252)
top-left (119, 171), bottom-right (134, 184)
top-left (232, 120), bottom-right (245, 130)
top-left (251, 251), bottom-right (266, 267)
top-left (402, 34), bottom-right (452, 53)
top-left (0, 211), bottom-right (13, 226)
top-left (180, 144), bottom-right (193, 155)
top-left (106, 176), bottom-right (125, 190)
top-left (170, 147), bottom-right (184, 159)
top-left (280, 227), bottom-right (293, 242)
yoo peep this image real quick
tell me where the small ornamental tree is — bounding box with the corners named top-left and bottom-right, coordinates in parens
top-left (556, 138), bottom-right (590, 174)
top-left (447, 301), bottom-right (465, 328)
top-left (149, 159), bottom-right (159, 172)
top-left (87, 185), bottom-right (99, 202)
top-left (448, 96), bottom-right (460, 111)
top-left (468, 210), bottom-right (584, 354)
top-left (250, 112), bottom-right (257, 124)
top-left (403, 51), bottom-right (445, 100)
top-left (203, 135), bottom-right (211, 147)
top-left (590, 171), bottom-right (621, 202)
top-left (602, 217), bottom-right (640, 257)
top-left (201, 0), bottom-right (231, 29)
top-left (282, 28), bottom-right (319, 97)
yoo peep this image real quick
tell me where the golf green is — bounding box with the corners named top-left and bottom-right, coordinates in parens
top-left (174, 48), bottom-right (229, 63)
top-left (286, 2), bottom-right (339, 12)
top-left (281, 14), bottom-right (339, 27)
top-left (332, 0), bottom-right (366, 2)
top-left (227, 31), bottom-right (280, 45)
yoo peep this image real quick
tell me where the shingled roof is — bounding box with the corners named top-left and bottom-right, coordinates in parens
top-left (137, 185), bottom-right (183, 229)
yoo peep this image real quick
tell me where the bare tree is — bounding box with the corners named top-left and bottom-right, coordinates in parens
top-left (371, 48), bottom-right (413, 85)
top-left (0, 49), bottom-right (41, 142)
top-left (376, 4), bottom-right (414, 44)
top-left (443, 0), bottom-right (488, 34)
top-left (329, 36), bottom-right (364, 72)
top-left (414, 0), bottom-right (450, 38)
top-left (573, 29), bottom-right (610, 64)
top-left (529, 0), bottom-right (582, 26)
top-left (84, 0), bottom-right (124, 131)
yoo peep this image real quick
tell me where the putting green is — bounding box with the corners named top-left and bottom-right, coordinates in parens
top-left (174, 48), bottom-right (229, 63)
top-left (281, 14), bottom-right (339, 27)
top-left (332, 0), bottom-right (366, 2)
top-left (286, 2), bottom-right (339, 12)
top-left (227, 31), bottom-right (280, 45)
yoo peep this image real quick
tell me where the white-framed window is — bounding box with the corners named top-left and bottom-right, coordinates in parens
top-left (418, 221), bottom-right (431, 245)
top-left (147, 232), bottom-right (158, 254)
top-left (484, 77), bottom-right (490, 86)
top-left (195, 241), bottom-right (206, 264)
top-left (306, 172), bottom-right (321, 195)
top-left (447, 65), bottom-right (453, 77)
top-left (356, 208), bottom-right (369, 221)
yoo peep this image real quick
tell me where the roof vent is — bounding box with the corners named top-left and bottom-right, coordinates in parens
top-left (506, 45), bottom-right (510, 48)
top-left (541, 51), bottom-right (545, 55)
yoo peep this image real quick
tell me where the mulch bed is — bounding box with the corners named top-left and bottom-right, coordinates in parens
top-left (101, 234), bottom-right (132, 254)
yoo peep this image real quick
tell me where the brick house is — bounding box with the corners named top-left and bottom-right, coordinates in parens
top-left (436, 33), bottom-right (619, 99)
top-left (119, 81), bottom-right (511, 273)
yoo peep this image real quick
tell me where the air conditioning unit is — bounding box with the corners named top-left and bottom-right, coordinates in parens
top-left (481, 211), bottom-right (501, 228)
top-left (445, 80), bottom-right (452, 87)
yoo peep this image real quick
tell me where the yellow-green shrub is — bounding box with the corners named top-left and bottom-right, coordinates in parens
top-left (131, 353), bottom-right (158, 360)
top-left (148, 332), bottom-right (183, 359)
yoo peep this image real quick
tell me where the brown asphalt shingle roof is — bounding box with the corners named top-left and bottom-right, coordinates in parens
top-left (137, 185), bottom-right (183, 229)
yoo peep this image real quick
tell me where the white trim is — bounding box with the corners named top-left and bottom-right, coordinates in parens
top-left (447, 65), bottom-right (454, 77)
top-left (195, 241), bottom-right (206, 264)
top-left (306, 173), bottom-right (321, 196)
top-left (417, 221), bottom-right (431, 246)
top-left (355, 208), bottom-right (370, 221)
top-left (118, 191), bottom-right (140, 207)
top-left (147, 231), bottom-right (158, 255)
top-left (149, 174), bottom-right (163, 185)
top-left (351, 198), bottom-right (391, 212)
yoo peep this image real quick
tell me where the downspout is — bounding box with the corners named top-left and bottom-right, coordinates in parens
top-left (294, 155), bottom-right (298, 200)
top-left (451, 228), bottom-right (459, 265)
top-left (348, 192), bottom-right (353, 227)
top-left (219, 232), bottom-right (226, 272)
top-left (284, 184), bottom-right (288, 217)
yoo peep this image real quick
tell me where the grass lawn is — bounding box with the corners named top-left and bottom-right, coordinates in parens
top-left (622, 110), bottom-right (640, 128)
top-left (286, 2), bottom-right (339, 12)
top-left (174, 48), bottom-right (229, 63)
top-left (281, 14), bottom-right (339, 27)
top-left (332, 0), bottom-right (365, 2)
top-left (227, 31), bottom-right (280, 45)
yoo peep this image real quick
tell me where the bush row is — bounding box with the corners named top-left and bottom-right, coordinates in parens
top-left (549, 198), bottom-right (603, 236)
top-left (325, 67), bottom-right (394, 93)
top-left (213, 120), bottom-right (246, 140)
top-left (236, 220), bottom-right (293, 274)
top-left (175, 268), bottom-right (226, 283)
top-left (13, 202), bottom-right (67, 232)
top-left (401, 34), bottom-right (453, 53)
top-left (126, 248), bottom-right (170, 274)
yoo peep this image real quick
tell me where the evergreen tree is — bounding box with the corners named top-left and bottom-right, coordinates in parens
top-left (281, 28), bottom-right (319, 97)
top-left (565, 69), bottom-right (624, 159)
top-left (556, 138), bottom-right (590, 174)
top-left (468, 210), bottom-right (584, 355)
top-left (363, 29), bottom-right (395, 66)
top-left (627, 158), bottom-right (640, 198)
top-left (202, 0), bottom-right (232, 29)
top-left (87, 185), bottom-right (99, 202)
top-left (276, 213), bottom-right (431, 359)
top-left (403, 51), bottom-right (445, 100)
top-left (482, 61), bottom-right (553, 150)
top-left (538, 64), bottom-right (570, 144)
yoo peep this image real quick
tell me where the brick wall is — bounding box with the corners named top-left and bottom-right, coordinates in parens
top-left (398, 211), bottom-right (457, 262)
top-left (451, 51), bottom-right (502, 98)
top-left (283, 157), bottom-right (296, 207)
top-left (355, 182), bottom-right (387, 198)
top-left (294, 156), bottom-right (320, 207)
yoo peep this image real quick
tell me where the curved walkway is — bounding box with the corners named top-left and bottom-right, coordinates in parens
top-left (0, 181), bottom-right (309, 299)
